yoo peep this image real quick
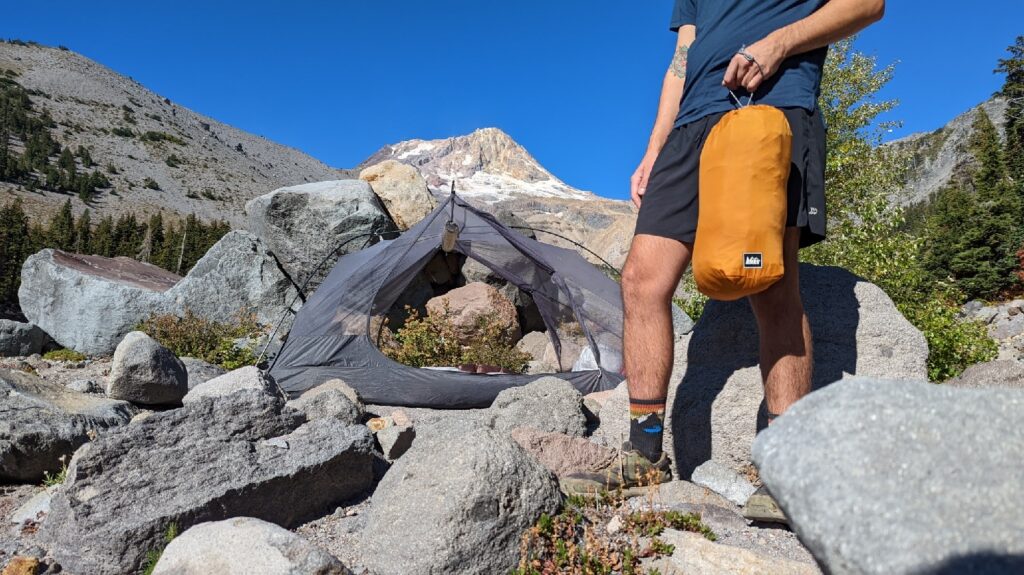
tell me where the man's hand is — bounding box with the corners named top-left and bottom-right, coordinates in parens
top-left (722, 35), bottom-right (787, 94)
top-left (630, 152), bottom-right (659, 209)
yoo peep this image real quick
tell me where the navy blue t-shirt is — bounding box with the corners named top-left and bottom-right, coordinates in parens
top-left (671, 0), bottom-right (828, 126)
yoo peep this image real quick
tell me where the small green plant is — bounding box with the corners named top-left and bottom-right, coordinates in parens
top-left (515, 487), bottom-right (716, 574)
top-left (137, 310), bottom-right (265, 369)
top-left (111, 126), bottom-right (134, 138)
top-left (42, 456), bottom-right (69, 487)
top-left (43, 348), bottom-right (87, 362)
top-left (381, 305), bottom-right (463, 368)
top-left (143, 177), bottom-right (160, 190)
top-left (164, 154), bottom-right (181, 168)
top-left (141, 521), bottom-right (179, 575)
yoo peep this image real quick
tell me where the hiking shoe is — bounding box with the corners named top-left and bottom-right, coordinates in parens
top-left (742, 485), bottom-right (788, 524)
top-left (560, 444), bottom-right (672, 498)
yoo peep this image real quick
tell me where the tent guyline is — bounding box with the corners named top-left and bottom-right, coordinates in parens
top-left (267, 190), bottom-right (626, 408)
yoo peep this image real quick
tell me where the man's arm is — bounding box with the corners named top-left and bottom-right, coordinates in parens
top-left (723, 0), bottom-right (884, 93)
top-left (632, 25), bottom-right (696, 209)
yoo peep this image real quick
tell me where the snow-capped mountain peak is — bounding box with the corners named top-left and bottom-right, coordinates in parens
top-left (359, 127), bottom-right (594, 203)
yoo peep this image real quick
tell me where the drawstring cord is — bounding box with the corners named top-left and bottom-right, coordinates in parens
top-left (729, 44), bottom-right (764, 108)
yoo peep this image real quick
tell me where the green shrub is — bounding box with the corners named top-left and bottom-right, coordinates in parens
top-left (43, 348), bottom-right (86, 362)
top-left (143, 177), bottom-right (160, 190)
top-left (136, 310), bottom-right (265, 369)
top-left (165, 154), bottom-right (181, 168)
top-left (381, 305), bottom-right (532, 373)
top-left (141, 131), bottom-right (186, 146)
top-left (380, 305), bottom-right (463, 368)
top-left (899, 295), bottom-right (998, 381)
top-left (461, 313), bottom-right (532, 373)
top-left (111, 126), bottom-right (134, 138)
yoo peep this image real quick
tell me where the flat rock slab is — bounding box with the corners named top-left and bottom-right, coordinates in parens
top-left (153, 517), bottom-right (351, 575)
top-left (40, 391), bottom-right (374, 575)
top-left (647, 528), bottom-right (819, 575)
top-left (946, 359), bottom-right (1024, 389)
top-left (0, 368), bottom-right (134, 482)
top-left (753, 377), bottom-right (1024, 575)
top-left (510, 427), bottom-right (617, 477)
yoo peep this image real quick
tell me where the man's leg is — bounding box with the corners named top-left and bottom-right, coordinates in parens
top-left (747, 227), bottom-right (813, 420)
top-left (621, 234), bottom-right (692, 461)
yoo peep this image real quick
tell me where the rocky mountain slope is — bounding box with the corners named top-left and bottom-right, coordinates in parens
top-left (359, 127), bottom-right (636, 268)
top-left (0, 41), bottom-right (350, 226)
top-left (887, 97), bottom-right (1008, 205)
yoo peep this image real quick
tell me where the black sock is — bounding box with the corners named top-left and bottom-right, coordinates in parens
top-left (628, 409), bottom-right (665, 462)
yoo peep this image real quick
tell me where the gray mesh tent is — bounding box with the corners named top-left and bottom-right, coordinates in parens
top-left (270, 192), bottom-right (625, 408)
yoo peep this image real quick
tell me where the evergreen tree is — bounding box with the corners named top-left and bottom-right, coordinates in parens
top-left (144, 212), bottom-right (165, 264)
top-left (922, 109), bottom-right (1021, 298)
top-left (74, 209), bottom-right (92, 254)
top-left (93, 215), bottom-right (114, 257)
top-left (57, 146), bottom-right (76, 191)
top-left (996, 35), bottom-right (1024, 181)
top-left (0, 200), bottom-right (31, 305)
top-left (47, 199), bottom-right (76, 251)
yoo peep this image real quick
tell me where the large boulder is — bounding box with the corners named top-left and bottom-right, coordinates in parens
top-left (40, 390), bottom-right (375, 575)
top-left (165, 230), bottom-right (301, 327)
top-left (426, 282), bottom-right (521, 342)
top-left (18, 250), bottom-right (178, 355)
top-left (598, 264), bottom-right (928, 476)
top-left (106, 331), bottom-right (188, 406)
top-left (753, 377), bottom-right (1024, 575)
top-left (153, 517), bottom-right (351, 575)
top-left (358, 160), bottom-right (437, 230)
top-left (0, 368), bottom-right (133, 482)
top-left (359, 428), bottom-right (560, 575)
top-left (245, 180), bottom-right (394, 292)
top-left (487, 376), bottom-right (587, 436)
top-left (0, 320), bottom-right (48, 357)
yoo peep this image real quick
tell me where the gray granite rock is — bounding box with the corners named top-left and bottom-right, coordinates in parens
top-left (690, 460), bottom-right (756, 507)
top-left (153, 517), bottom-right (351, 575)
top-left (286, 385), bottom-right (362, 425)
top-left (18, 250), bottom-right (178, 355)
top-left (10, 487), bottom-right (56, 528)
top-left (989, 314), bottom-right (1024, 340)
top-left (40, 390), bottom-right (375, 575)
top-left (180, 357), bottom-right (227, 390)
top-left (487, 376), bottom-right (587, 437)
top-left (0, 368), bottom-right (134, 481)
top-left (0, 320), bottom-right (48, 357)
top-left (182, 365), bottom-right (277, 405)
top-left (66, 379), bottom-right (102, 394)
top-left (165, 230), bottom-right (302, 329)
top-left (359, 428), bottom-right (559, 575)
top-left (376, 423), bottom-right (415, 460)
top-left (946, 359), bottom-right (1024, 389)
top-left (753, 377), bottom-right (1024, 575)
top-left (106, 331), bottom-right (188, 406)
top-left (245, 180), bottom-right (394, 292)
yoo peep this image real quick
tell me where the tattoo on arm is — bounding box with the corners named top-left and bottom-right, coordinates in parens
top-left (670, 44), bottom-right (689, 79)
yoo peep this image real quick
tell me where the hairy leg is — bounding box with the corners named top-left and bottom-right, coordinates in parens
top-left (622, 234), bottom-right (693, 402)
top-left (748, 228), bottom-right (813, 416)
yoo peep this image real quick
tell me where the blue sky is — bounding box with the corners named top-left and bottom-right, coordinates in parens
top-left (2, 1), bottom-right (1021, 201)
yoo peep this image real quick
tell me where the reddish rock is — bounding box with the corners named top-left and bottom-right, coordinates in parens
top-left (510, 427), bottom-right (618, 477)
top-left (426, 282), bottom-right (520, 342)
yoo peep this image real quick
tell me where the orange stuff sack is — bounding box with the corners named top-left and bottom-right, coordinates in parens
top-left (692, 105), bottom-right (792, 301)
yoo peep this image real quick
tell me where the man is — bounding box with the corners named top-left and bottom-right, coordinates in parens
top-left (563, 0), bottom-right (884, 515)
